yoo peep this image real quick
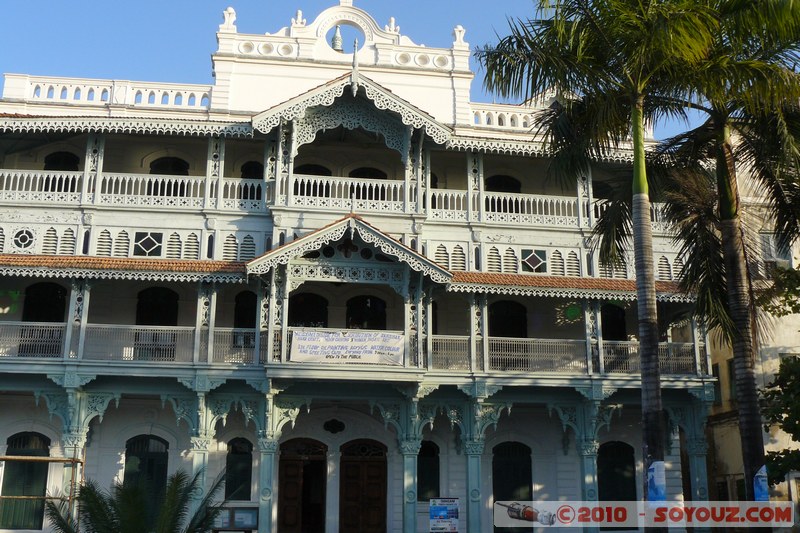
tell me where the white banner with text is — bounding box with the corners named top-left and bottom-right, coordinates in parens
top-left (290, 330), bottom-right (404, 365)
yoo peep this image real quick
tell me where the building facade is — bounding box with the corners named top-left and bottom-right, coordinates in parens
top-left (0, 2), bottom-right (716, 532)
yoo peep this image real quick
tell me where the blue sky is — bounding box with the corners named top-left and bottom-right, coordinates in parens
top-left (0, 0), bottom-right (693, 138)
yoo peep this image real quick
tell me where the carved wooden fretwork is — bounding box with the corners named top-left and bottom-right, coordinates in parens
top-left (287, 259), bottom-right (407, 295)
top-left (295, 99), bottom-right (408, 161)
top-left (0, 265), bottom-right (244, 284)
top-left (0, 116), bottom-right (253, 137)
top-left (446, 283), bottom-right (692, 303)
top-left (247, 217), bottom-right (452, 284)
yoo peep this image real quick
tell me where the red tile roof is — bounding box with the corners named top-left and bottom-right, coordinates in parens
top-left (451, 271), bottom-right (681, 293)
top-left (0, 254), bottom-right (245, 274)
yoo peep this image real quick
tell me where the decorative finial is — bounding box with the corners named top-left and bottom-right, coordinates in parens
top-left (385, 17), bottom-right (400, 34)
top-left (340, 0), bottom-right (354, 6)
top-left (350, 39), bottom-right (359, 96)
top-left (219, 7), bottom-right (237, 32)
top-left (291, 9), bottom-right (306, 26)
top-left (331, 25), bottom-right (344, 52)
top-left (453, 25), bottom-right (466, 45)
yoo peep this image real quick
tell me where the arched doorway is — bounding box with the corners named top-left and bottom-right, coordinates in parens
top-left (0, 432), bottom-right (50, 529)
top-left (278, 438), bottom-right (327, 533)
top-left (20, 282), bottom-right (67, 357)
top-left (493, 441), bottom-right (532, 533)
top-left (226, 438), bottom-right (253, 501)
top-left (124, 434), bottom-right (168, 519)
top-left (601, 304), bottom-right (628, 372)
top-left (598, 441), bottom-right (637, 530)
top-left (289, 293), bottom-right (329, 328)
top-left (339, 439), bottom-right (387, 533)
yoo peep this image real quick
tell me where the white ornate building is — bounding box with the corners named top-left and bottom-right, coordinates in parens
top-left (0, 2), bottom-right (715, 532)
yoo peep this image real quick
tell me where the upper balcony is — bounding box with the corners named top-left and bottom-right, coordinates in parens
top-left (0, 320), bottom-right (703, 379)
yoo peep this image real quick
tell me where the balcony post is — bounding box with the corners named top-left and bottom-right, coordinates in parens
top-left (467, 152), bottom-right (484, 223)
top-left (403, 126), bottom-right (414, 213)
top-left (468, 295), bottom-right (480, 371)
top-left (479, 295), bottom-right (489, 371)
top-left (82, 133), bottom-right (105, 206)
top-left (425, 291), bottom-right (433, 369)
top-left (583, 300), bottom-right (599, 374)
top-left (63, 279), bottom-right (91, 359)
top-left (284, 120), bottom-right (297, 207)
top-left (691, 318), bottom-right (705, 375)
top-left (194, 283), bottom-right (214, 363)
top-left (256, 437), bottom-right (278, 533)
top-left (205, 137), bottom-right (225, 209)
top-left (207, 284), bottom-right (218, 364)
top-left (255, 280), bottom-right (268, 364)
top-left (420, 146), bottom-right (429, 214)
top-left (264, 136), bottom-right (277, 206)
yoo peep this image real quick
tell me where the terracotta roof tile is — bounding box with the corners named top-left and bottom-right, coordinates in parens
top-left (0, 254), bottom-right (245, 274)
top-left (451, 271), bottom-right (681, 293)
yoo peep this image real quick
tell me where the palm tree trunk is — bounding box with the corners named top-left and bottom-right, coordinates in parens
top-left (632, 99), bottom-right (666, 502)
top-left (716, 123), bottom-right (766, 501)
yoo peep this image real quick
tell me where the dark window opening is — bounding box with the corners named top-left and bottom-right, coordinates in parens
top-left (148, 157), bottom-right (189, 196)
top-left (241, 161), bottom-right (264, 180)
top-left (346, 295), bottom-right (387, 330)
top-left (0, 432), bottom-right (51, 530)
top-left (226, 438), bottom-right (253, 500)
top-left (598, 441), bottom-right (637, 530)
top-left (233, 291), bottom-right (257, 348)
top-left (489, 300), bottom-right (527, 338)
top-left (485, 175), bottom-right (522, 213)
top-left (418, 441), bottom-right (440, 501)
top-left (348, 167), bottom-right (388, 201)
top-left (43, 151), bottom-right (80, 192)
top-left (20, 282), bottom-right (66, 357)
top-left (289, 293), bottom-right (329, 328)
top-left (135, 287), bottom-right (178, 361)
top-left (294, 164), bottom-right (333, 197)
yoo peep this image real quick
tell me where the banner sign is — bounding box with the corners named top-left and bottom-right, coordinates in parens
top-left (290, 330), bottom-right (404, 365)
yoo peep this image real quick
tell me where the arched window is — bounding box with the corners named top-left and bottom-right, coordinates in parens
top-left (289, 293), bottom-right (328, 328)
top-left (489, 300), bottom-right (527, 338)
top-left (135, 288), bottom-right (178, 361)
top-left (418, 441), bottom-right (440, 501)
top-left (348, 167), bottom-right (387, 180)
top-left (149, 157), bottom-right (189, 176)
top-left (226, 438), bottom-right (253, 500)
top-left (0, 432), bottom-right (50, 529)
top-left (485, 175), bottom-right (521, 193)
top-left (492, 441), bottom-right (532, 533)
top-left (279, 439), bottom-right (328, 532)
top-left (124, 435), bottom-right (168, 515)
top-left (44, 151), bottom-right (79, 171)
top-left (598, 441), bottom-right (637, 504)
top-left (346, 295), bottom-right (386, 330)
top-left (240, 161), bottom-right (264, 180)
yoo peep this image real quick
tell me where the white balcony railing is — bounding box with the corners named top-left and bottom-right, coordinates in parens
top-left (488, 337), bottom-right (587, 372)
top-left (0, 322), bottom-right (65, 358)
top-left (97, 173), bottom-right (207, 209)
top-left (483, 192), bottom-right (581, 226)
top-left (82, 325), bottom-right (194, 363)
top-left (0, 321), bottom-right (702, 376)
top-left (602, 341), bottom-right (697, 374)
top-left (289, 174), bottom-right (407, 212)
top-left (212, 328), bottom-right (257, 364)
top-left (0, 171), bottom-right (83, 204)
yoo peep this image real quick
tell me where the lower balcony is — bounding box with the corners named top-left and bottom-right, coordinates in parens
top-left (0, 322), bottom-right (704, 376)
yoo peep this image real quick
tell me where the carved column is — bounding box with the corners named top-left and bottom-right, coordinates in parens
top-left (400, 438), bottom-right (422, 533)
top-left (464, 438), bottom-right (485, 533)
top-left (206, 137), bottom-right (225, 209)
top-left (666, 398), bottom-right (712, 504)
top-left (468, 295), bottom-right (479, 372)
top-left (584, 301), bottom-right (603, 374)
top-left (582, 166), bottom-right (595, 227)
top-left (264, 136), bottom-right (277, 206)
top-left (83, 133), bottom-right (105, 205)
top-left (257, 438), bottom-right (278, 533)
top-left (419, 145), bottom-right (429, 214)
top-left (478, 295), bottom-right (490, 371)
top-left (404, 126), bottom-right (414, 213)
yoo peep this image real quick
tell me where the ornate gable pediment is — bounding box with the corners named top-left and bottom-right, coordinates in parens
top-left (246, 215), bottom-right (452, 285)
top-left (251, 73), bottom-right (451, 146)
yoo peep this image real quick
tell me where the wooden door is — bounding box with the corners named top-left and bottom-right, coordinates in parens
top-left (278, 439), bottom-right (327, 533)
top-left (339, 440), bottom-right (387, 533)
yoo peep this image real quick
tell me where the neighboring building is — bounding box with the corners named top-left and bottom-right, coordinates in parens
top-left (706, 229), bottom-right (800, 517)
top-left (0, 2), bottom-right (715, 532)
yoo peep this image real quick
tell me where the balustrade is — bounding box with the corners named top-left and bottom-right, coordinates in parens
top-left (0, 321), bottom-right (701, 376)
top-left (290, 174), bottom-right (406, 212)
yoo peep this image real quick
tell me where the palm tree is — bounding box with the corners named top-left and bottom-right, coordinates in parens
top-left (653, 0), bottom-right (800, 500)
top-left (44, 470), bottom-right (225, 533)
top-left (477, 0), bottom-right (716, 500)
